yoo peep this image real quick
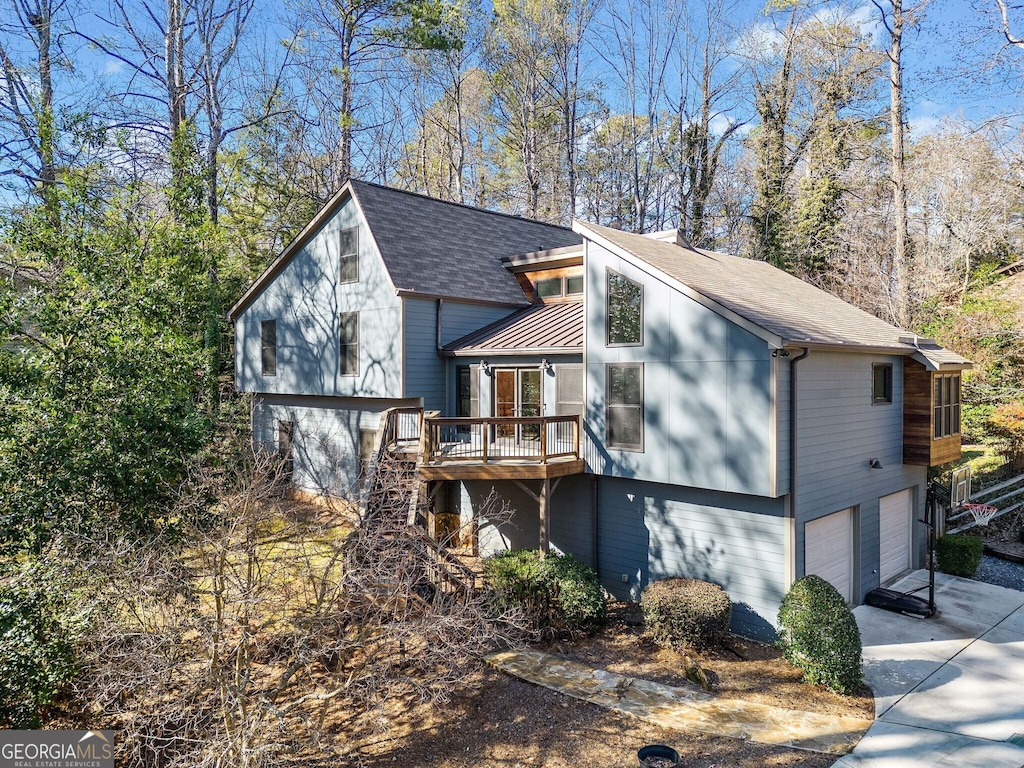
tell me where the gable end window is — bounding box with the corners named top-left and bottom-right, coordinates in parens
top-left (340, 227), bottom-right (358, 283)
top-left (607, 270), bottom-right (643, 346)
top-left (872, 363), bottom-right (893, 404)
top-left (934, 373), bottom-right (961, 438)
top-left (261, 319), bottom-right (277, 376)
top-left (606, 363), bottom-right (643, 451)
top-left (340, 312), bottom-right (359, 376)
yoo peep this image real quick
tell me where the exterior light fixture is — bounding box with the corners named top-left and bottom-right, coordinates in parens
top-left (869, 458), bottom-right (882, 469)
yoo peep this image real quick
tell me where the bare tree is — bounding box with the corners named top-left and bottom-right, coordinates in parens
top-left (290, 0), bottom-right (463, 190)
top-left (547, 0), bottom-right (597, 222)
top-left (0, 0), bottom-right (67, 216)
top-left (594, 0), bottom-right (680, 232)
top-left (74, 444), bottom-right (523, 767)
top-left (871, 0), bottom-right (929, 327)
top-left (672, 0), bottom-right (747, 247)
top-left (487, 0), bottom-right (562, 219)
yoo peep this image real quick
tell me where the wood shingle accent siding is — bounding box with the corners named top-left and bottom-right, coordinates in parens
top-left (902, 359), bottom-right (932, 465)
top-left (902, 359), bottom-right (962, 466)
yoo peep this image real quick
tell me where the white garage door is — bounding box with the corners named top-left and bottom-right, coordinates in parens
top-left (805, 509), bottom-right (854, 603)
top-left (879, 489), bottom-right (913, 584)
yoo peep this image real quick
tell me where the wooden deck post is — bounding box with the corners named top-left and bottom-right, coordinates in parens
top-left (539, 478), bottom-right (550, 554)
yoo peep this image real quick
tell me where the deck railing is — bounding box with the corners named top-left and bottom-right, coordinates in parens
top-left (422, 415), bottom-right (580, 465)
top-left (380, 407), bottom-right (424, 450)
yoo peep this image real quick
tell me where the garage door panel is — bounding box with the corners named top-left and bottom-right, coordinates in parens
top-left (879, 489), bottom-right (913, 584)
top-left (805, 509), bottom-right (853, 603)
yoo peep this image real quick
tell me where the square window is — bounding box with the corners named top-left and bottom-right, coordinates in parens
top-left (607, 270), bottom-right (643, 346)
top-left (340, 312), bottom-right (358, 376)
top-left (261, 319), bottom-right (277, 376)
top-left (340, 227), bottom-right (358, 283)
top-left (565, 274), bottom-right (584, 295)
top-left (606, 363), bottom-right (643, 450)
top-left (872, 363), bottom-right (893, 403)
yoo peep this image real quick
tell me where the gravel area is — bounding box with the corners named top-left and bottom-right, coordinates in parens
top-left (973, 554), bottom-right (1024, 592)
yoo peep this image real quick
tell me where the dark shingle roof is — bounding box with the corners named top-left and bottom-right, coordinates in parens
top-left (579, 222), bottom-right (970, 365)
top-left (444, 301), bottom-right (583, 355)
top-left (230, 181), bottom-right (582, 319)
top-left (352, 181), bottom-right (581, 305)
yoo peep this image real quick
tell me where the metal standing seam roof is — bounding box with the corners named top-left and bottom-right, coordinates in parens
top-left (577, 221), bottom-right (971, 364)
top-left (351, 180), bottom-right (582, 306)
top-left (444, 301), bottom-right (584, 355)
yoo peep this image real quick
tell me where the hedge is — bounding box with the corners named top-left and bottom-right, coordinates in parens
top-left (777, 575), bottom-right (862, 694)
top-left (936, 533), bottom-right (984, 577)
top-left (483, 550), bottom-right (605, 637)
top-left (641, 578), bottom-right (732, 650)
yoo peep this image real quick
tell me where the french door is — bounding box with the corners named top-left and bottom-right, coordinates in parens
top-left (494, 368), bottom-right (542, 441)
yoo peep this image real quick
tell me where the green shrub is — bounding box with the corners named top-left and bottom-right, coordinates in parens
top-left (0, 560), bottom-right (83, 727)
top-left (777, 575), bottom-right (862, 694)
top-left (641, 578), bottom-right (732, 651)
top-left (936, 533), bottom-right (985, 577)
top-left (483, 550), bottom-right (605, 637)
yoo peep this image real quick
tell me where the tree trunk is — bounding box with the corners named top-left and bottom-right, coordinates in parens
top-left (338, 27), bottom-right (354, 187)
top-left (32, 1), bottom-right (58, 222)
top-left (889, 0), bottom-right (911, 327)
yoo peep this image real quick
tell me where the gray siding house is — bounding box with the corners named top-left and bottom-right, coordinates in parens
top-left (231, 181), bottom-right (970, 639)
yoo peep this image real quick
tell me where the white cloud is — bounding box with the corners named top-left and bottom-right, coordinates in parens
top-left (709, 114), bottom-right (753, 138)
top-left (732, 21), bottom-right (786, 60)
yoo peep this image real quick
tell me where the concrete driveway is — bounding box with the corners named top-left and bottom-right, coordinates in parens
top-left (833, 570), bottom-right (1024, 768)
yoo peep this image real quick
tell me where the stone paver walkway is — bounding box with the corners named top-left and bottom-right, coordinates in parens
top-left (485, 648), bottom-right (874, 755)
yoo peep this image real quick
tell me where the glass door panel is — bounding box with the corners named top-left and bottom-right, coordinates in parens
top-left (519, 369), bottom-right (541, 441)
top-left (495, 369), bottom-right (516, 438)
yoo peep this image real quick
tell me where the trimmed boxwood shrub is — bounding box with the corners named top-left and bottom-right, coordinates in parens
top-left (641, 578), bottom-right (732, 651)
top-left (777, 575), bottom-right (862, 694)
top-left (483, 550), bottom-right (605, 637)
top-left (936, 533), bottom-right (984, 577)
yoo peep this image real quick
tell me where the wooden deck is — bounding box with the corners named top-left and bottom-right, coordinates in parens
top-left (417, 415), bottom-right (585, 480)
top-left (374, 408), bottom-right (585, 553)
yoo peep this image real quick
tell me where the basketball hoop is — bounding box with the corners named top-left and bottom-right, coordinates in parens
top-left (963, 503), bottom-right (998, 527)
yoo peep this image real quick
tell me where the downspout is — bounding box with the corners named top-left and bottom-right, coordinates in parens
top-left (437, 299), bottom-right (448, 414)
top-left (788, 347), bottom-right (810, 586)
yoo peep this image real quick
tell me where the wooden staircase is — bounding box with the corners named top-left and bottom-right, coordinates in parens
top-left (356, 407), bottom-right (479, 600)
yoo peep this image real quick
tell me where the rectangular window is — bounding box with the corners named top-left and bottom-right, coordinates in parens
top-left (607, 270), bottom-right (643, 346)
top-left (456, 365), bottom-right (473, 417)
top-left (340, 312), bottom-right (358, 376)
top-left (872, 363), bottom-right (893, 404)
top-left (340, 227), bottom-right (358, 283)
top-left (555, 364), bottom-right (584, 418)
top-left (606, 363), bottom-right (643, 451)
top-left (933, 373), bottom-right (961, 438)
top-left (261, 319), bottom-right (277, 376)
top-left (565, 274), bottom-right (584, 295)
top-left (535, 277), bottom-right (562, 298)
